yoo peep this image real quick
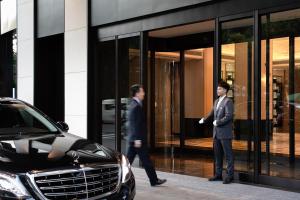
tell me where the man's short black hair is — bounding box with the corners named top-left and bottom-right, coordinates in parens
top-left (218, 80), bottom-right (230, 92)
top-left (130, 84), bottom-right (143, 97)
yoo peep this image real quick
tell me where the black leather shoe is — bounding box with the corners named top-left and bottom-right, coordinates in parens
top-left (151, 178), bottom-right (167, 186)
top-left (208, 176), bottom-right (223, 181)
top-left (223, 176), bottom-right (234, 184)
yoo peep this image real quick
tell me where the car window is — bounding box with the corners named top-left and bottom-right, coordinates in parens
top-left (0, 102), bottom-right (58, 134)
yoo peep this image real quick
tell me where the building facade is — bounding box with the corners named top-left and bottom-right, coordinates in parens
top-left (8, 0), bottom-right (300, 191)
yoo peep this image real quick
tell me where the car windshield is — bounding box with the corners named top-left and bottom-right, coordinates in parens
top-left (0, 101), bottom-right (58, 135)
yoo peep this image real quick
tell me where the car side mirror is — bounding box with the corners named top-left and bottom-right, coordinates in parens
top-left (56, 121), bottom-right (69, 132)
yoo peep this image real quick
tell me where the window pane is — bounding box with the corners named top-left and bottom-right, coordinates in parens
top-left (148, 20), bottom-right (215, 178)
top-left (261, 8), bottom-right (300, 179)
top-left (119, 36), bottom-right (141, 154)
top-left (98, 40), bottom-right (116, 150)
top-left (221, 17), bottom-right (254, 173)
top-left (0, 31), bottom-right (17, 98)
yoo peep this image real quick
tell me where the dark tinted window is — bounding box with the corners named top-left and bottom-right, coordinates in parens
top-left (0, 101), bottom-right (58, 134)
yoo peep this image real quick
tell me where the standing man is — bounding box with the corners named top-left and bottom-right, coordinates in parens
top-left (127, 84), bottom-right (167, 186)
top-left (199, 80), bottom-right (234, 184)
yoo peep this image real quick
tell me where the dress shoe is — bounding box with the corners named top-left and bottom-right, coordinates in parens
top-left (208, 176), bottom-right (223, 181)
top-left (151, 178), bottom-right (167, 186)
top-left (223, 176), bottom-right (234, 184)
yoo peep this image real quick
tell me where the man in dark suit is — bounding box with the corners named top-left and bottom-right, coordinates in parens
top-left (127, 84), bottom-right (166, 186)
top-left (199, 80), bottom-right (234, 184)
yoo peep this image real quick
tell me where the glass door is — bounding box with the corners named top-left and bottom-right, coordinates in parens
top-left (118, 36), bottom-right (141, 154)
top-left (183, 48), bottom-right (214, 150)
top-left (261, 9), bottom-right (300, 179)
top-left (97, 39), bottom-right (117, 150)
top-left (154, 51), bottom-right (180, 150)
top-left (220, 17), bottom-right (255, 174)
top-left (95, 34), bottom-right (141, 152)
top-left (148, 20), bottom-right (216, 178)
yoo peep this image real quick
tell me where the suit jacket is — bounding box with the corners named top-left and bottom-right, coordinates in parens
top-left (204, 96), bottom-right (234, 139)
top-left (127, 99), bottom-right (147, 143)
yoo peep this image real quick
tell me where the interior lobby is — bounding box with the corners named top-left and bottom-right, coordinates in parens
top-left (143, 13), bottom-right (300, 179)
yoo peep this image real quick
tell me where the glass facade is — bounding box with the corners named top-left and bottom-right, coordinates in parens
top-left (95, 35), bottom-right (141, 152)
top-left (97, 40), bottom-right (117, 150)
top-left (91, 4), bottom-right (300, 190)
top-left (221, 18), bottom-right (255, 173)
top-left (0, 30), bottom-right (17, 98)
top-left (144, 20), bottom-right (216, 177)
top-left (260, 8), bottom-right (300, 179)
top-left (118, 36), bottom-right (141, 154)
top-left (0, 0), bottom-right (17, 98)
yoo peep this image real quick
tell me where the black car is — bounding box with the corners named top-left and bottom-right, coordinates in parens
top-left (0, 98), bottom-right (135, 200)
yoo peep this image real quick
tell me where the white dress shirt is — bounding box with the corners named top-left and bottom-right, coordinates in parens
top-left (133, 97), bottom-right (142, 106)
top-left (213, 95), bottom-right (226, 126)
top-left (216, 95), bottom-right (226, 110)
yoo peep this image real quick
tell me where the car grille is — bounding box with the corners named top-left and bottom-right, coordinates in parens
top-left (31, 165), bottom-right (120, 200)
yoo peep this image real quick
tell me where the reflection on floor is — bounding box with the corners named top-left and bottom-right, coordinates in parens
top-left (149, 132), bottom-right (300, 180)
top-left (147, 151), bottom-right (300, 180)
top-left (261, 160), bottom-right (300, 179)
top-left (157, 132), bottom-right (300, 156)
top-left (150, 153), bottom-right (214, 178)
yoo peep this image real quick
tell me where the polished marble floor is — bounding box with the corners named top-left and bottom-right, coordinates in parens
top-left (150, 153), bottom-right (214, 178)
top-left (147, 152), bottom-right (300, 179)
top-left (156, 132), bottom-right (300, 156)
top-left (146, 132), bottom-right (300, 180)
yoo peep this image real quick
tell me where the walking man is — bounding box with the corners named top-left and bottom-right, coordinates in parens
top-left (127, 84), bottom-right (167, 186)
top-left (199, 80), bottom-right (234, 184)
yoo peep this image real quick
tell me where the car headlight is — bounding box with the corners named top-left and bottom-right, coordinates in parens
top-left (121, 154), bottom-right (131, 183)
top-left (0, 173), bottom-right (32, 199)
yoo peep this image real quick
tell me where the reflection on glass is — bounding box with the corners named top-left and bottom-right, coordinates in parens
top-left (261, 8), bottom-right (300, 179)
top-left (99, 40), bottom-right (116, 150)
top-left (0, 30), bottom-right (16, 98)
top-left (98, 36), bottom-right (141, 152)
top-left (0, 102), bottom-right (58, 134)
top-left (119, 36), bottom-right (140, 154)
top-left (221, 17), bottom-right (254, 173)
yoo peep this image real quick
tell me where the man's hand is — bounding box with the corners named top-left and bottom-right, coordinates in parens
top-left (213, 120), bottom-right (218, 127)
top-left (134, 140), bottom-right (142, 148)
top-left (199, 118), bottom-right (204, 124)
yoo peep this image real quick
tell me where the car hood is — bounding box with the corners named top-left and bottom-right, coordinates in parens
top-left (0, 133), bottom-right (119, 173)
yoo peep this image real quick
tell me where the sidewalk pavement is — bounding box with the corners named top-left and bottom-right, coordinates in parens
top-left (132, 167), bottom-right (300, 200)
